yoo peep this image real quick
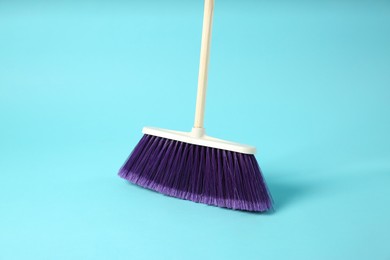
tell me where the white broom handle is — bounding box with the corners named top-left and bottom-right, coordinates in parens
top-left (194, 0), bottom-right (214, 129)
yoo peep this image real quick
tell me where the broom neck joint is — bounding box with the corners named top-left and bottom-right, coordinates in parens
top-left (191, 127), bottom-right (206, 138)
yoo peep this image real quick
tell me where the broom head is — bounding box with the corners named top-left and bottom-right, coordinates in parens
top-left (119, 127), bottom-right (272, 212)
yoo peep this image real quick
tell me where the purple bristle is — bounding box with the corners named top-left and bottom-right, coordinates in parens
top-left (119, 134), bottom-right (273, 212)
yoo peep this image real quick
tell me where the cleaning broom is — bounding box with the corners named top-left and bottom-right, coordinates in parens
top-left (119, 0), bottom-right (272, 212)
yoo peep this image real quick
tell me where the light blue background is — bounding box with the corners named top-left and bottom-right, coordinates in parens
top-left (1, 1), bottom-right (389, 259)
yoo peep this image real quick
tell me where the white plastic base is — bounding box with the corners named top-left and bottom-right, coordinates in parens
top-left (142, 127), bottom-right (256, 155)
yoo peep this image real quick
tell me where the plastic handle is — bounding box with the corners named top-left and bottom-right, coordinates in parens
top-left (194, 0), bottom-right (214, 129)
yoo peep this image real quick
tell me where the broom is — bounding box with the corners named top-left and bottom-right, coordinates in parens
top-left (119, 0), bottom-right (272, 212)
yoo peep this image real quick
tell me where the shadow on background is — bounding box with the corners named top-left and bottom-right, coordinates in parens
top-left (265, 174), bottom-right (322, 213)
